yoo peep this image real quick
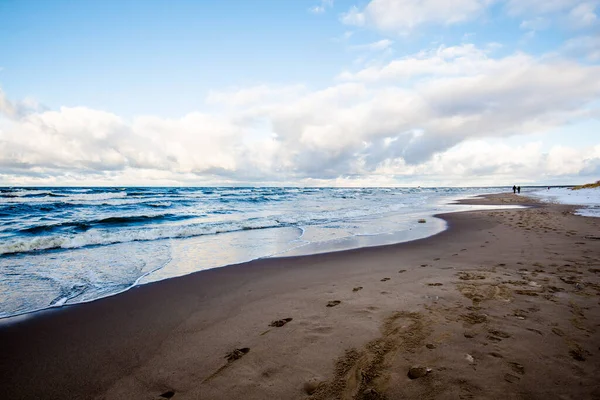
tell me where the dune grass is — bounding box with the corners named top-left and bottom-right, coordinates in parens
top-left (572, 180), bottom-right (600, 190)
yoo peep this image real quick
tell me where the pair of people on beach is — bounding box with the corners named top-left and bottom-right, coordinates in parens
top-left (512, 185), bottom-right (521, 194)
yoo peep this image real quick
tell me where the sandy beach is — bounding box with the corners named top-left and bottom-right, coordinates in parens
top-left (1, 193), bottom-right (600, 400)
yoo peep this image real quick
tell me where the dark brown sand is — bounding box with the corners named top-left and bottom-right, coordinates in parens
top-left (1, 193), bottom-right (600, 400)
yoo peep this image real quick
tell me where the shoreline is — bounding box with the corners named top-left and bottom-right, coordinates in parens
top-left (0, 191), bottom-right (523, 321)
top-left (1, 193), bottom-right (599, 399)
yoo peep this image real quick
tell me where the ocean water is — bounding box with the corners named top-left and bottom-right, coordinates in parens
top-left (529, 187), bottom-right (600, 218)
top-left (0, 186), bottom-right (508, 318)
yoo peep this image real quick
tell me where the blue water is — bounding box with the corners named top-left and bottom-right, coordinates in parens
top-left (0, 186), bottom-right (507, 318)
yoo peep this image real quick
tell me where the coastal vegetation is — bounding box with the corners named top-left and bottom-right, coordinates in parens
top-left (572, 180), bottom-right (600, 190)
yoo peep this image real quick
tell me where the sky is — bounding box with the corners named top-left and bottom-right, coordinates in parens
top-left (0, 0), bottom-right (599, 187)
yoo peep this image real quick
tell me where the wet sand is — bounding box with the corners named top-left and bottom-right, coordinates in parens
top-left (1, 193), bottom-right (600, 399)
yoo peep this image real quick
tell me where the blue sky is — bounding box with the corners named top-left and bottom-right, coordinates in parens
top-left (0, 0), bottom-right (599, 186)
top-left (2, 0), bottom-right (357, 116)
top-left (0, 0), bottom-right (575, 116)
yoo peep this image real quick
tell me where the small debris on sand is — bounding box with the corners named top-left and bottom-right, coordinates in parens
top-left (326, 300), bottom-right (341, 307)
top-left (407, 366), bottom-right (431, 379)
top-left (303, 378), bottom-right (324, 395)
top-left (269, 318), bottom-right (293, 327)
top-left (225, 348), bottom-right (250, 362)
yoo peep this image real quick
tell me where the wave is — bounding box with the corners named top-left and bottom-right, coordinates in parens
top-left (18, 213), bottom-right (191, 235)
top-left (95, 214), bottom-right (183, 225)
top-left (19, 222), bottom-right (91, 234)
top-left (2, 218), bottom-right (283, 255)
top-left (147, 201), bottom-right (172, 208)
top-left (0, 191), bottom-right (129, 204)
top-left (1, 190), bottom-right (54, 198)
top-left (65, 192), bottom-right (129, 201)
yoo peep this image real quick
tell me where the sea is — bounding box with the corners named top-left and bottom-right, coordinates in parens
top-left (0, 186), bottom-right (512, 318)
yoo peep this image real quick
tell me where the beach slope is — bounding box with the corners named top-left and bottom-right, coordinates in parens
top-left (1, 193), bottom-right (600, 399)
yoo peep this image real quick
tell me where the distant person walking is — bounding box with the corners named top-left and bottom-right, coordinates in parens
top-left (517, 186), bottom-right (521, 194)
top-left (513, 185), bottom-right (517, 194)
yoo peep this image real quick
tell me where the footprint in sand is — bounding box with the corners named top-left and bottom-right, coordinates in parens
top-left (457, 272), bottom-right (486, 281)
top-left (504, 373), bottom-right (520, 383)
top-left (488, 329), bottom-right (511, 338)
top-left (381, 277), bottom-right (390, 282)
top-left (202, 348), bottom-right (251, 383)
top-left (352, 286), bottom-right (363, 292)
top-left (433, 258), bottom-right (441, 261)
top-left (420, 264), bottom-right (428, 267)
top-left (589, 268), bottom-right (600, 273)
top-left (514, 290), bottom-right (539, 297)
top-left (569, 345), bottom-right (588, 361)
top-left (160, 391), bottom-right (175, 399)
top-left (526, 328), bottom-right (543, 336)
top-left (551, 327), bottom-right (565, 336)
top-left (398, 269), bottom-right (407, 273)
top-left (508, 362), bottom-right (525, 375)
top-left (326, 300), bottom-right (341, 307)
top-left (460, 312), bottom-right (488, 324)
top-left (269, 318), bottom-right (293, 327)
top-left (226, 347), bottom-right (250, 362)
top-left (427, 283), bottom-right (443, 286)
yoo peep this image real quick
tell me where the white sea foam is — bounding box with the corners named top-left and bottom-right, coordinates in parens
top-left (529, 187), bottom-right (600, 217)
top-left (0, 190), bottom-right (128, 204)
top-left (0, 218), bottom-right (283, 255)
top-left (67, 191), bottom-right (128, 201)
top-left (147, 201), bottom-right (172, 207)
top-left (1, 186), bottom-right (514, 318)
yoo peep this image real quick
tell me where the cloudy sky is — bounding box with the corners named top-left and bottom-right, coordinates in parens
top-left (1, 0), bottom-right (599, 186)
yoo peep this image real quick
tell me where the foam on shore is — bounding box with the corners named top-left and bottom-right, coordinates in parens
top-left (529, 187), bottom-right (600, 217)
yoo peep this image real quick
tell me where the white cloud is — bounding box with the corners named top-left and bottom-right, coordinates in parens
top-left (337, 44), bottom-right (496, 81)
top-left (309, 0), bottom-right (334, 14)
top-left (0, 89), bottom-right (16, 117)
top-left (520, 17), bottom-right (550, 30)
top-left (340, 0), bottom-right (598, 35)
top-left (340, 6), bottom-right (366, 26)
top-left (341, 0), bottom-right (494, 33)
top-left (0, 89), bottom-right (42, 119)
top-left (350, 39), bottom-right (394, 52)
top-left (373, 139), bottom-right (600, 185)
top-left (505, 0), bottom-right (580, 15)
top-left (1, 44), bottom-right (600, 186)
top-left (568, 2), bottom-right (598, 27)
top-left (332, 31), bottom-right (354, 43)
top-left (563, 35), bottom-right (600, 60)
top-left (519, 30), bottom-right (537, 44)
